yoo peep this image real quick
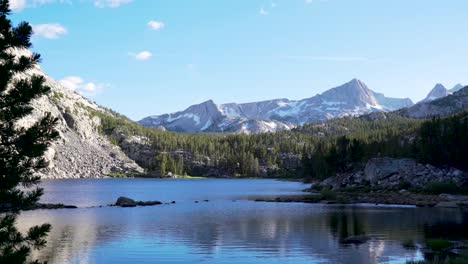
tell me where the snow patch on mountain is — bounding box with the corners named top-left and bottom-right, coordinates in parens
top-left (140, 79), bottom-right (415, 134)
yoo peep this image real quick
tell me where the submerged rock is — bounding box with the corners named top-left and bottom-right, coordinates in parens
top-left (137, 201), bottom-right (162, 206)
top-left (341, 235), bottom-right (371, 245)
top-left (25, 203), bottom-right (78, 210)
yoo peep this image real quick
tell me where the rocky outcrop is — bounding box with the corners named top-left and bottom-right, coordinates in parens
top-left (110, 129), bottom-right (156, 170)
top-left (114, 197), bottom-right (162, 207)
top-left (320, 157), bottom-right (466, 190)
top-left (11, 48), bottom-right (144, 178)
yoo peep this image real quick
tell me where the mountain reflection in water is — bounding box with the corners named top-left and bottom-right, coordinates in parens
top-left (16, 179), bottom-right (467, 264)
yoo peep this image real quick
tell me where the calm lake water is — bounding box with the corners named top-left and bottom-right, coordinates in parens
top-left (17, 179), bottom-right (468, 264)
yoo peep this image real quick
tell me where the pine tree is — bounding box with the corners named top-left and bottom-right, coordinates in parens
top-left (0, 1), bottom-right (59, 263)
top-left (156, 153), bottom-right (167, 176)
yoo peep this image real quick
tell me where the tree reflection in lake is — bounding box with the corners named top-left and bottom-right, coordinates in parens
top-left (15, 179), bottom-right (468, 263)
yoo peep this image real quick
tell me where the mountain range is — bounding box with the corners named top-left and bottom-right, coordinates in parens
top-left (140, 80), bottom-right (465, 134)
top-left (142, 79), bottom-right (463, 134)
top-left (9, 47), bottom-right (467, 178)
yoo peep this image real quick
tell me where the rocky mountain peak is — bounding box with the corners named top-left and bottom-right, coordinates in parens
top-left (186, 99), bottom-right (223, 116)
top-left (320, 79), bottom-right (379, 108)
top-left (421, 83), bottom-right (451, 103)
top-left (398, 86), bottom-right (468, 118)
top-left (451, 83), bottom-right (464, 93)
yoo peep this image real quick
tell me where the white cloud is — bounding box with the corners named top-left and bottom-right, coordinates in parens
top-left (128, 51), bottom-right (152, 61)
top-left (10, 0), bottom-right (71, 11)
top-left (32, 23), bottom-right (67, 39)
top-left (259, 7), bottom-right (268, 15)
top-left (147, 20), bottom-right (164, 31)
top-left (9, 0), bottom-right (27, 11)
top-left (94, 0), bottom-right (132, 8)
top-left (33, 0), bottom-right (71, 4)
top-left (60, 76), bottom-right (108, 97)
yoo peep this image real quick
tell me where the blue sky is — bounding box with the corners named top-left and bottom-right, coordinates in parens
top-left (10, 0), bottom-right (468, 120)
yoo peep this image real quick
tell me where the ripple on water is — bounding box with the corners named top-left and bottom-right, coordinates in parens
top-left (17, 179), bottom-right (463, 264)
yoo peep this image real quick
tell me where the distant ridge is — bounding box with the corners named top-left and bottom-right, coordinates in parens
top-left (140, 79), bottom-right (414, 134)
top-left (399, 86), bottom-right (468, 118)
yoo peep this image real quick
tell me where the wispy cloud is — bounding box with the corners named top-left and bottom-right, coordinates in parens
top-left (305, 0), bottom-right (328, 4)
top-left (94, 0), bottom-right (132, 8)
top-left (259, 7), bottom-right (268, 15)
top-left (60, 76), bottom-right (108, 97)
top-left (10, 0), bottom-right (71, 11)
top-left (32, 23), bottom-right (67, 39)
top-left (128, 51), bottom-right (152, 61)
top-left (283, 56), bottom-right (369, 62)
top-left (33, 0), bottom-right (71, 4)
top-left (147, 20), bottom-right (164, 31)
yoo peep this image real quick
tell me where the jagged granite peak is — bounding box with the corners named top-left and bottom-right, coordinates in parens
top-left (398, 86), bottom-right (468, 118)
top-left (221, 98), bottom-right (291, 120)
top-left (451, 83), bottom-right (464, 93)
top-left (9, 48), bottom-right (144, 178)
top-left (420, 83), bottom-right (451, 103)
top-left (319, 78), bottom-right (379, 108)
top-left (139, 99), bottom-right (225, 133)
top-left (140, 79), bottom-right (414, 134)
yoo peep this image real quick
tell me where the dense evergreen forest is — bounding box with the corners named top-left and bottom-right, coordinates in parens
top-left (90, 106), bottom-right (467, 179)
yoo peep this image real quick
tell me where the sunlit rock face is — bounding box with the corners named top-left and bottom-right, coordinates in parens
top-left (9, 48), bottom-right (143, 178)
top-left (140, 79), bottom-right (414, 134)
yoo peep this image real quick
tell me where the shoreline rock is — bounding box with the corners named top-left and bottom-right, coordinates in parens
top-left (252, 192), bottom-right (468, 208)
top-left (114, 196), bottom-right (162, 207)
top-left (319, 157), bottom-right (466, 191)
top-left (24, 203), bottom-right (78, 211)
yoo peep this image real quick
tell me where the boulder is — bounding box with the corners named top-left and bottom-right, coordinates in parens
top-left (114, 197), bottom-right (163, 207)
top-left (435, 201), bottom-right (460, 208)
top-left (115, 197), bottom-right (137, 207)
top-left (364, 158), bottom-right (417, 184)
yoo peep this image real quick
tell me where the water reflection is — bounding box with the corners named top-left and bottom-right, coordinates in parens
top-left (15, 179), bottom-right (468, 264)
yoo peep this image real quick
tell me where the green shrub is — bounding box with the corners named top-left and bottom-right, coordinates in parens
top-left (426, 239), bottom-right (450, 252)
top-left (320, 189), bottom-right (337, 200)
top-left (424, 182), bottom-right (460, 195)
top-left (402, 239), bottom-right (416, 249)
top-left (310, 184), bottom-right (323, 192)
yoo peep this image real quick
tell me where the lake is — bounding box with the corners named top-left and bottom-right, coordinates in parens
top-left (17, 179), bottom-right (467, 264)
